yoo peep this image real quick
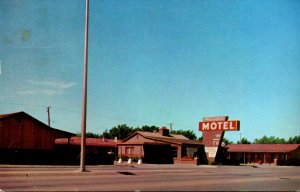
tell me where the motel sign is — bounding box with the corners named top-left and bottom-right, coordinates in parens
top-left (199, 120), bottom-right (240, 131)
top-left (199, 116), bottom-right (240, 163)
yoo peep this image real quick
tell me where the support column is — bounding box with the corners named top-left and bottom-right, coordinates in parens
top-left (177, 146), bottom-right (182, 161)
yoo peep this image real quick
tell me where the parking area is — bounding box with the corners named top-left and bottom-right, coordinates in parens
top-left (0, 164), bottom-right (299, 191)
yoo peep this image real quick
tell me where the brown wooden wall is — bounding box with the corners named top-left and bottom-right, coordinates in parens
top-left (0, 113), bottom-right (72, 150)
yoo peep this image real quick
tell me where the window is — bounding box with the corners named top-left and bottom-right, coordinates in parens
top-left (125, 147), bottom-right (134, 156)
top-left (186, 147), bottom-right (198, 157)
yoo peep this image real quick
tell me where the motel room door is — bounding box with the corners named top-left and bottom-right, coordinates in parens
top-left (143, 144), bottom-right (173, 164)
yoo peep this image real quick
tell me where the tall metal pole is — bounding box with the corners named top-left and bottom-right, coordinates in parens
top-left (80, 0), bottom-right (89, 172)
top-left (47, 106), bottom-right (51, 127)
top-left (240, 133), bottom-right (242, 144)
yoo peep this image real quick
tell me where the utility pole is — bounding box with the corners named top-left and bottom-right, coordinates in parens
top-left (169, 123), bottom-right (173, 133)
top-left (47, 106), bottom-right (51, 127)
top-left (240, 133), bottom-right (242, 144)
top-left (80, 0), bottom-right (89, 172)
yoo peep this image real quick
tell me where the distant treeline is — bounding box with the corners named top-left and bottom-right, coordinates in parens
top-left (224, 135), bottom-right (300, 144)
top-left (253, 135), bottom-right (300, 144)
top-left (76, 124), bottom-right (197, 140)
top-left (77, 124), bottom-right (300, 144)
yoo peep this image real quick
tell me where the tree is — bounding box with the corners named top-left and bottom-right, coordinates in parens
top-left (222, 138), bottom-right (233, 145)
top-left (100, 124), bottom-right (160, 140)
top-left (101, 129), bottom-right (112, 139)
top-left (253, 135), bottom-right (286, 144)
top-left (197, 136), bottom-right (203, 142)
top-left (76, 132), bottom-right (100, 138)
top-left (171, 129), bottom-right (197, 140)
top-left (287, 135), bottom-right (300, 144)
top-left (101, 124), bottom-right (134, 140)
top-left (237, 137), bottom-right (251, 144)
top-left (134, 125), bottom-right (159, 133)
top-left (253, 135), bottom-right (268, 144)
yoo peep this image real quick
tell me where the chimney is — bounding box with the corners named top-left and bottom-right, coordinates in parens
top-left (159, 126), bottom-right (169, 136)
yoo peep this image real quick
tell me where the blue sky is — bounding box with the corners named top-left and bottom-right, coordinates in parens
top-left (0, 0), bottom-right (299, 142)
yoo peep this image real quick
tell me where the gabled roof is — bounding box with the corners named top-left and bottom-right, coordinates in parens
top-left (0, 111), bottom-right (75, 136)
top-left (226, 144), bottom-right (300, 153)
top-left (55, 137), bottom-right (116, 147)
top-left (0, 112), bottom-right (22, 120)
top-left (120, 131), bottom-right (202, 146)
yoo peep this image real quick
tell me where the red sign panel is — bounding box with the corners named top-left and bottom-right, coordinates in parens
top-left (199, 120), bottom-right (240, 131)
top-left (202, 116), bottom-right (228, 122)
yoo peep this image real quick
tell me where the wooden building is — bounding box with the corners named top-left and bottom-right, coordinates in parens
top-left (0, 111), bottom-right (74, 164)
top-left (118, 127), bottom-right (206, 165)
top-left (55, 137), bottom-right (117, 165)
top-left (226, 144), bottom-right (300, 165)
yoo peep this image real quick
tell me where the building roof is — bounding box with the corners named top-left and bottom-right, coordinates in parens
top-left (55, 137), bottom-right (116, 147)
top-left (0, 111), bottom-right (75, 136)
top-left (226, 144), bottom-right (300, 153)
top-left (137, 131), bottom-right (190, 139)
top-left (170, 134), bottom-right (190, 140)
top-left (120, 131), bottom-right (202, 146)
top-left (0, 112), bottom-right (22, 120)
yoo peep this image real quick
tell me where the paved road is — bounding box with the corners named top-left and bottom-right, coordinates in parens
top-left (0, 164), bottom-right (299, 191)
